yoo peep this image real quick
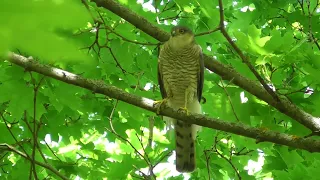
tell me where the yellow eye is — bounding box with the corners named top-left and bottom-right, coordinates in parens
top-left (179, 29), bottom-right (185, 33)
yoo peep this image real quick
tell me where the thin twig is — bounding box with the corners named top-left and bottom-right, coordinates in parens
top-left (159, 11), bottom-right (182, 21)
top-left (80, 23), bottom-right (102, 56)
top-left (104, 26), bottom-right (158, 46)
top-left (278, 85), bottom-right (310, 96)
top-left (107, 47), bottom-right (127, 74)
top-left (108, 100), bottom-right (119, 133)
top-left (106, 105), bottom-right (156, 178)
top-left (135, 133), bottom-right (156, 179)
top-left (106, 128), bottom-right (150, 167)
top-left (195, 26), bottom-right (221, 37)
top-left (28, 74), bottom-right (45, 180)
top-left (131, 174), bottom-right (144, 180)
top-left (218, 78), bottom-right (240, 122)
top-left (44, 141), bottom-right (62, 162)
top-left (147, 116), bottom-right (154, 148)
top-left (159, 2), bottom-right (176, 14)
top-left (298, 0), bottom-right (305, 15)
top-left (106, 110), bottom-right (152, 171)
top-left (306, 0), bottom-right (320, 51)
top-left (135, 133), bottom-right (150, 164)
top-left (213, 135), bottom-right (241, 180)
top-left (22, 107), bottom-right (46, 168)
top-left (204, 149), bottom-right (212, 179)
top-left (81, 0), bottom-right (100, 23)
top-left (97, 12), bottom-right (158, 46)
top-left (232, 147), bottom-right (254, 156)
top-left (153, 150), bottom-right (173, 167)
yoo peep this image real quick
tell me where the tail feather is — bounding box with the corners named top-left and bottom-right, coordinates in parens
top-left (175, 121), bottom-right (196, 172)
top-left (164, 99), bottom-right (202, 173)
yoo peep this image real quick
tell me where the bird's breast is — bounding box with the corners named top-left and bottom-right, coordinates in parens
top-left (159, 45), bottom-right (200, 101)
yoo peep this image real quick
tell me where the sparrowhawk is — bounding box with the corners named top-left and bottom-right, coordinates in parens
top-left (157, 26), bottom-right (204, 172)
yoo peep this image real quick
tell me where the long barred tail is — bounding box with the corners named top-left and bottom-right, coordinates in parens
top-left (164, 99), bottom-right (202, 173)
top-left (174, 120), bottom-right (196, 172)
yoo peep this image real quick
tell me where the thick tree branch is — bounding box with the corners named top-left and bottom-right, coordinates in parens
top-left (94, 0), bottom-right (169, 42)
top-left (5, 52), bottom-right (320, 153)
top-left (92, 0), bottom-right (320, 132)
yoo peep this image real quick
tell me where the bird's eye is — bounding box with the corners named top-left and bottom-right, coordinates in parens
top-left (179, 29), bottom-right (185, 33)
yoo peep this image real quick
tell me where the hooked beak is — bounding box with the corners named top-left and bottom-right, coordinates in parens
top-left (171, 30), bottom-right (176, 37)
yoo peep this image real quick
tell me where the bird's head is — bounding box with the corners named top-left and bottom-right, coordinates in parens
top-left (168, 26), bottom-right (195, 49)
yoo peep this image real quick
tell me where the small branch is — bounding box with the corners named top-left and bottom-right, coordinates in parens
top-left (310, 33), bottom-right (320, 50)
top-left (135, 133), bottom-right (156, 179)
top-left (81, 0), bottom-right (100, 23)
top-left (96, 10), bottom-right (158, 46)
top-left (212, 135), bottom-right (241, 180)
top-left (44, 141), bottom-right (62, 162)
top-left (29, 73), bottom-right (45, 180)
top-left (106, 47), bottom-right (127, 74)
top-left (153, 150), bottom-right (172, 167)
top-left (0, 143), bottom-right (69, 180)
top-left (94, 0), bottom-right (169, 42)
top-left (204, 149), bottom-right (212, 179)
top-left (80, 22), bottom-right (102, 56)
top-left (159, 2), bottom-right (176, 14)
top-left (108, 100), bottom-right (119, 133)
top-left (232, 147), bottom-right (254, 156)
top-left (278, 85), bottom-right (310, 96)
top-left (102, 25), bottom-right (158, 46)
top-left (298, 0), bottom-right (305, 15)
top-left (217, 78), bottom-right (240, 122)
top-left (306, 1), bottom-right (320, 51)
top-left (195, 26), bottom-right (221, 37)
top-left (106, 128), bottom-right (150, 167)
top-left (106, 104), bottom-right (152, 172)
top-left (22, 112), bottom-right (46, 164)
top-left (147, 116), bottom-right (154, 148)
top-left (158, 11), bottom-right (182, 21)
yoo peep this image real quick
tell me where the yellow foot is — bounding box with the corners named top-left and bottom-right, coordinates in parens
top-left (153, 99), bottom-right (168, 115)
top-left (178, 107), bottom-right (189, 115)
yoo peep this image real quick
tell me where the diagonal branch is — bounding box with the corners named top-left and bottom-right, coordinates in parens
top-left (91, 0), bottom-right (320, 132)
top-left (217, 0), bottom-right (279, 102)
top-left (0, 143), bottom-right (69, 180)
top-left (5, 52), bottom-right (320, 153)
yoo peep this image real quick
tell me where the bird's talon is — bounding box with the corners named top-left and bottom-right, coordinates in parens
top-left (154, 99), bottom-right (167, 114)
top-left (178, 107), bottom-right (189, 115)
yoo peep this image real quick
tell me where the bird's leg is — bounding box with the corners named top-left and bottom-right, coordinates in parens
top-left (154, 80), bottom-right (173, 114)
top-left (154, 98), bottom-right (168, 115)
top-left (178, 86), bottom-right (192, 115)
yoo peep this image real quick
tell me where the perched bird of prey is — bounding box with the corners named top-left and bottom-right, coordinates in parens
top-left (157, 26), bottom-right (204, 172)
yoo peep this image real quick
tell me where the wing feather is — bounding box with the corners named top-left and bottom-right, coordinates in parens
top-left (157, 56), bottom-right (167, 99)
top-left (197, 48), bottom-right (204, 102)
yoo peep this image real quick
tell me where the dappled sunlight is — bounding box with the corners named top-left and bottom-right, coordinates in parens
top-left (240, 91), bottom-right (248, 103)
top-left (244, 152), bottom-right (265, 175)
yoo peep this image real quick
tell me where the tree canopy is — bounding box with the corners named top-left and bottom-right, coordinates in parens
top-left (1, 0), bottom-right (320, 179)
